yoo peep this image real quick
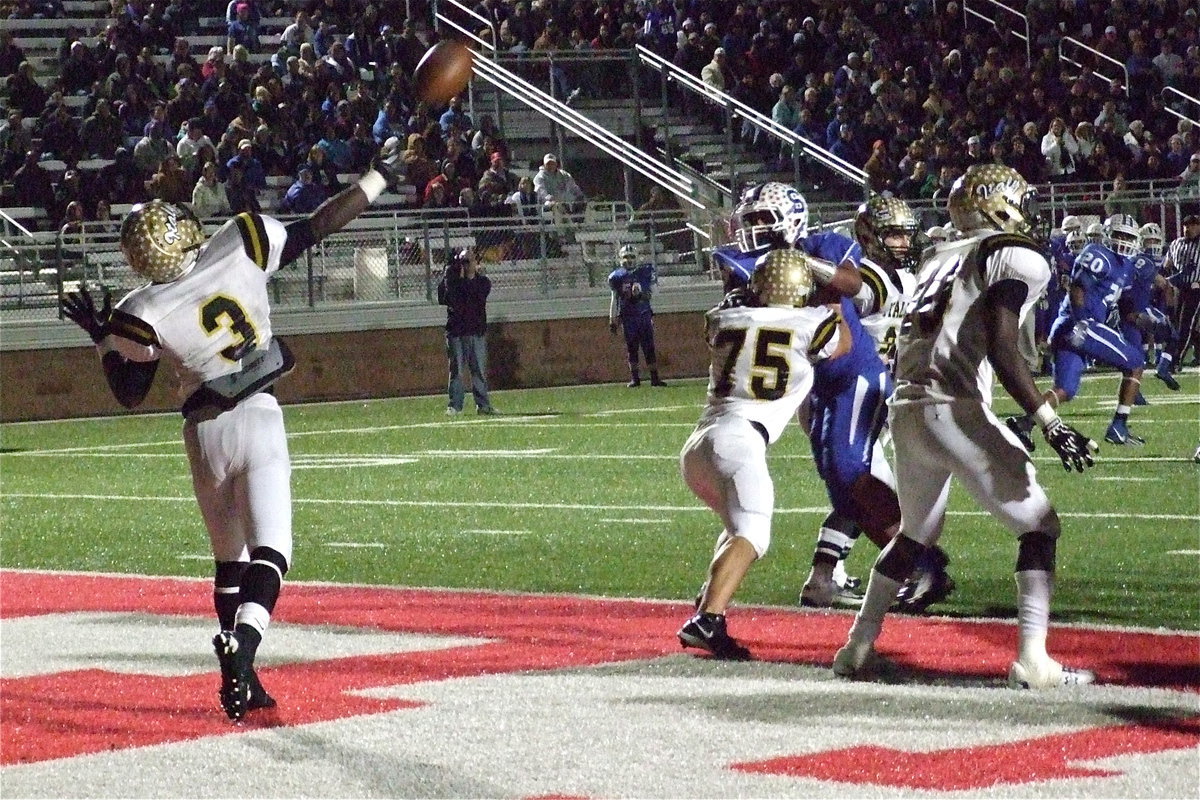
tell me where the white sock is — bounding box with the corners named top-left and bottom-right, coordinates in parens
top-left (234, 601), bottom-right (271, 636)
top-left (1015, 570), bottom-right (1053, 663)
top-left (846, 570), bottom-right (902, 648)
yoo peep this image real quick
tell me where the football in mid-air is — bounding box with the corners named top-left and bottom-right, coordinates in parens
top-left (413, 40), bottom-right (474, 106)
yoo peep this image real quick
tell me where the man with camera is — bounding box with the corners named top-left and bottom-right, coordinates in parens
top-left (438, 248), bottom-right (496, 415)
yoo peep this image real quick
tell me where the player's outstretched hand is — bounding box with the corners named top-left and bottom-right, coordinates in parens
top-left (1042, 417), bottom-right (1098, 473)
top-left (369, 154), bottom-right (399, 190)
top-left (61, 282), bottom-right (112, 344)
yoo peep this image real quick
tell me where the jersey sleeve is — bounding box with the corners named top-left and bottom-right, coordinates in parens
top-left (981, 235), bottom-right (1050, 299)
top-left (106, 306), bottom-right (161, 363)
top-left (233, 212), bottom-right (288, 276)
top-left (806, 306), bottom-right (842, 362)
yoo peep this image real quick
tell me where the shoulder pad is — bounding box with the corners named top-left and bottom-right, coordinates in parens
top-left (717, 286), bottom-right (758, 310)
top-left (977, 232), bottom-right (1042, 265)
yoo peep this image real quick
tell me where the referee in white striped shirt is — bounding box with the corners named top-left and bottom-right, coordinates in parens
top-left (1164, 214), bottom-right (1200, 369)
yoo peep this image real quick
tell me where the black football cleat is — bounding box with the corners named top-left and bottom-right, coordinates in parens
top-left (677, 612), bottom-right (752, 660)
top-left (893, 546), bottom-right (955, 614)
top-left (213, 630), bottom-right (252, 721)
top-left (247, 668), bottom-right (276, 711)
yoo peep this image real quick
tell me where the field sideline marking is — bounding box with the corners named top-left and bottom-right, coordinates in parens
top-left (2, 492), bottom-right (1196, 521)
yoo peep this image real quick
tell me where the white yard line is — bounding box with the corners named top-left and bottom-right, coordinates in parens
top-left (2, 492), bottom-right (1197, 520)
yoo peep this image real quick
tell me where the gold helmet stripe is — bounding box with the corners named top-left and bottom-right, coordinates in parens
top-left (110, 309), bottom-right (158, 346)
top-left (235, 212), bottom-right (269, 270)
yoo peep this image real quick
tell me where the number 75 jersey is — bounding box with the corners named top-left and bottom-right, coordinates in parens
top-left (109, 212), bottom-right (287, 401)
top-left (695, 303), bottom-right (843, 444)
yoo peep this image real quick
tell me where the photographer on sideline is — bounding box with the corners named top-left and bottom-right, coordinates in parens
top-left (438, 247), bottom-right (496, 415)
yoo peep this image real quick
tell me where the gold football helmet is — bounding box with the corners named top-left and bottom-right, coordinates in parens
top-left (947, 164), bottom-right (1042, 239)
top-left (749, 248), bottom-right (814, 308)
top-left (854, 194), bottom-right (924, 270)
top-left (120, 200), bottom-right (206, 282)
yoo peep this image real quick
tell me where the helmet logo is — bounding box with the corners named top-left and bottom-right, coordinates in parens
top-left (974, 177), bottom-right (1023, 201)
top-left (161, 207), bottom-right (180, 245)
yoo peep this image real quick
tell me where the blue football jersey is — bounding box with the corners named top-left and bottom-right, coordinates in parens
top-left (1059, 243), bottom-right (1132, 324)
top-left (608, 263), bottom-right (655, 320)
top-left (711, 233), bottom-right (863, 289)
top-left (1125, 251), bottom-right (1161, 314)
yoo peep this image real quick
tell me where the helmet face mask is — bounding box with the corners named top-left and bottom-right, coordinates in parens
top-left (947, 164), bottom-right (1043, 241)
top-left (120, 200), bottom-right (206, 283)
top-left (1138, 222), bottom-right (1163, 257)
top-left (1085, 222), bottom-right (1104, 245)
top-left (732, 182), bottom-right (808, 251)
top-left (1061, 214), bottom-right (1086, 255)
top-left (854, 195), bottom-right (924, 270)
top-left (749, 249), bottom-right (815, 308)
top-left (619, 244), bottom-right (637, 264)
top-left (1103, 213), bottom-right (1140, 257)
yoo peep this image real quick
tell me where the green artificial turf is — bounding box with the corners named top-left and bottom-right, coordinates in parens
top-left (2, 370), bottom-right (1196, 630)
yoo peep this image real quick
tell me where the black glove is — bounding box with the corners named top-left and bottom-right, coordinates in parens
top-left (1042, 417), bottom-right (1098, 473)
top-left (61, 283), bottom-right (113, 344)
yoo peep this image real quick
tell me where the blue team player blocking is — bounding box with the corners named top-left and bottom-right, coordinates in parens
top-left (608, 244), bottom-right (667, 387)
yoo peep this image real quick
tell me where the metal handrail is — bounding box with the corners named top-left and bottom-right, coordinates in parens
top-left (1059, 36), bottom-right (1129, 96)
top-left (634, 45), bottom-right (867, 193)
top-left (433, 0), bottom-right (496, 54)
top-left (962, 0), bottom-right (1030, 67)
top-left (467, 54), bottom-right (704, 209)
top-left (1161, 86), bottom-right (1200, 129)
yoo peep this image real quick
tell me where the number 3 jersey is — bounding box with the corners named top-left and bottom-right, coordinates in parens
top-left (695, 302), bottom-right (843, 444)
top-left (108, 212), bottom-right (287, 401)
top-left (892, 232), bottom-right (1050, 407)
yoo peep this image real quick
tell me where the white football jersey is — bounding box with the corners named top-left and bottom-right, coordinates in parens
top-left (854, 256), bottom-right (918, 360)
top-left (694, 303), bottom-right (842, 443)
top-left (108, 212), bottom-right (288, 400)
top-left (892, 231), bottom-right (1050, 406)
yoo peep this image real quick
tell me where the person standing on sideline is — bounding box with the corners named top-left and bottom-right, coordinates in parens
top-left (608, 244), bottom-right (666, 387)
top-left (438, 248), bottom-right (495, 415)
top-left (58, 157), bottom-right (402, 721)
top-left (834, 164), bottom-right (1098, 690)
top-left (1163, 214), bottom-right (1200, 368)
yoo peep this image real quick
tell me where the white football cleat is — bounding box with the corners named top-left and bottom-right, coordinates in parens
top-left (832, 641), bottom-right (883, 678)
top-left (800, 572), bottom-right (864, 608)
top-left (1007, 658), bottom-right (1095, 689)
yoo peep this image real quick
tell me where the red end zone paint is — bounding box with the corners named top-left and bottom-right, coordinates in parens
top-left (732, 717), bottom-right (1200, 789)
top-left (2, 570), bottom-right (1197, 771)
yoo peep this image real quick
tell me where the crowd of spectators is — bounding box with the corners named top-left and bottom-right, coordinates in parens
top-left (4, 0), bottom-right (1200, 233)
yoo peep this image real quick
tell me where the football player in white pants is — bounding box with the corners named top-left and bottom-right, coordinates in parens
top-left (61, 161), bottom-right (398, 719)
top-left (833, 164), bottom-right (1099, 689)
top-left (678, 249), bottom-right (849, 659)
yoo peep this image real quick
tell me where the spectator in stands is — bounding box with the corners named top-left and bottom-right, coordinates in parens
top-left (279, 164), bottom-right (327, 214)
top-left (93, 198), bottom-right (115, 227)
top-left (444, 135), bottom-right (477, 187)
top-left (1178, 153), bottom-right (1200, 199)
top-left (9, 61), bottom-right (46, 117)
top-left (0, 30), bottom-right (25, 78)
top-left (423, 180), bottom-right (451, 209)
top-left (145, 154), bottom-right (191, 205)
top-left (863, 139), bottom-right (897, 192)
top-left (301, 143), bottom-right (340, 191)
top-left (425, 159), bottom-right (469, 206)
top-left (226, 138), bottom-right (265, 194)
top-left (61, 41), bottom-right (97, 96)
top-left (402, 133), bottom-right (438, 197)
top-left (322, 40), bottom-right (356, 82)
top-left (281, 10), bottom-right (315, 55)
top-left (348, 122), bottom-right (377, 172)
top-left (228, 4), bottom-right (260, 55)
top-left (534, 153), bottom-right (585, 222)
top-left (176, 117), bottom-right (215, 174)
top-left (226, 0), bottom-right (262, 40)
top-left (1103, 174), bottom-right (1140, 218)
top-left (191, 160), bottom-right (230, 218)
top-left (143, 101), bottom-right (172, 143)
top-left (1041, 116), bottom-right (1079, 182)
top-left (439, 96), bottom-right (473, 136)
top-left (51, 168), bottom-right (83, 227)
top-left (1095, 97), bottom-right (1129, 137)
top-left (224, 158), bottom-right (259, 214)
top-left (12, 150), bottom-right (53, 215)
top-left (1165, 135), bottom-right (1191, 177)
top-left (41, 103), bottom-right (80, 163)
top-left (372, 98), bottom-right (406, 145)
top-left (895, 159), bottom-right (929, 200)
top-left (315, 120), bottom-right (352, 172)
top-left (477, 151), bottom-right (519, 209)
top-left (0, 110), bottom-right (30, 180)
top-left (830, 123), bottom-right (864, 169)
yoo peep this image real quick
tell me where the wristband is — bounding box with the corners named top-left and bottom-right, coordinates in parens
top-left (357, 170), bottom-right (387, 203)
top-left (1033, 402), bottom-right (1058, 429)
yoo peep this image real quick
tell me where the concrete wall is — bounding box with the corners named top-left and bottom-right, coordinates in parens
top-left (0, 311), bottom-right (710, 422)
